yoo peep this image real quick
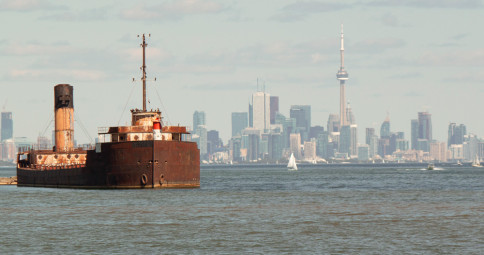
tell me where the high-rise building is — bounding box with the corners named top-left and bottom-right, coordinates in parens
top-left (478, 142), bottom-right (484, 159)
top-left (276, 114), bottom-right (296, 150)
top-left (366, 128), bottom-right (375, 145)
top-left (410, 112), bottom-right (433, 152)
top-left (230, 137), bottom-right (242, 162)
top-left (290, 133), bottom-right (302, 159)
top-left (207, 130), bottom-right (221, 156)
top-left (346, 102), bottom-right (355, 125)
top-left (448, 123), bottom-right (466, 147)
top-left (350, 124), bottom-right (358, 156)
top-left (268, 133), bottom-right (283, 160)
top-left (463, 134), bottom-right (479, 161)
top-left (1, 112), bottom-right (13, 141)
top-left (247, 134), bottom-right (260, 161)
top-left (231, 112), bottom-right (248, 137)
top-left (430, 141), bottom-right (447, 162)
top-left (369, 135), bottom-right (379, 158)
top-left (251, 91), bottom-right (270, 132)
top-left (411, 119), bottom-right (419, 150)
top-left (248, 103), bottom-right (253, 128)
top-left (378, 138), bottom-right (390, 157)
top-left (327, 114), bottom-right (340, 133)
top-left (449, 144), bottom-right (464, 160)
top-left (316, 131), bottom-right (329, 159)
top-left (303, 140), bottom-right (317, 160)
top-left (358, 145), bottom-right (369, 161)
top-left (242, 128), bottom-right (261, 161)
top-left (270, 96), bottom-right (279, 125)
top-left (380, 116), bottom-right (390, 139)
top-left (418, 112), bottom-right (432, 141)
top-left (339, 125), bottom-right (351, 155)
top-left (192, 111), bottom-right (206, 134)
top-left (309, 126), bottom-right (325, 140)
top-left (193, 125), bottom-right (207, 158)
top-left (290, 105), bottom-right (311, 141)
top-left (336, 24), bottom-right (349, 128)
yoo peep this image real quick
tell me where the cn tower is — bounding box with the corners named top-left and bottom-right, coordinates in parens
top-left (336, 24), bottom-right (349, 129)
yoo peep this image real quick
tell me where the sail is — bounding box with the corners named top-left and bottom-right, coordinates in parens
top-left (287, 153), bottom-right (298, 170)
top-left (472, 155), bottom-right (481, 167)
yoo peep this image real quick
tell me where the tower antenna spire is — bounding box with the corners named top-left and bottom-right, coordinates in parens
top-left (340, 23), bottom-right (344, 69)
top-left (138, 33), bottom-right (150, 112)
top-left (336, 24), bottom-right (349, 128)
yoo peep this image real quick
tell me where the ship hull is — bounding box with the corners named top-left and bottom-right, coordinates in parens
top-left (17, 140), bottom-right (200, 189)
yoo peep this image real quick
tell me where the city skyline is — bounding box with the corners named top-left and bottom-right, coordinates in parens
top-left (1, 1), bottom-right (483, 144)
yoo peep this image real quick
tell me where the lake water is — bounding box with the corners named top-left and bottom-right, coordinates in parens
top-left (1, 165), bottom-right (483, 254)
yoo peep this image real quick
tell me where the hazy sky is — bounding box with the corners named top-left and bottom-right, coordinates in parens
top-left (1, 0), bottom-right (483, 144)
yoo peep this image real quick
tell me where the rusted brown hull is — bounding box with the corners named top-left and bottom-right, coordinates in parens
top-left (17, 140), bottom-right (200, 189)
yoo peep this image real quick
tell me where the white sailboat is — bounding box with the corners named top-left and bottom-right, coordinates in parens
top-left (471, 155), bottom-right (483, 168)
top-left (287, 153), bottom-right (298, 171)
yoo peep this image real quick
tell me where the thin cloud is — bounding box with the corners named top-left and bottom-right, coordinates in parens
top-left (450, 33), bottom-right (469, 40)
top-left (0, 41), bottom-right (73, 56)
top-left (418, 50), bottom-right (484, 66)
top-left (353, 38), bottom-right (406, 54)
top-left (403, 92), bottom-right (421, 97)
top-left (378, 13), bottom-right (409, 27)
top-left (39, 7), bottom-right (109, 21)
top-left (120, 0), bottom-right (224, 21)
top-left (184, 81), bottom-right (249, 91)
top-left (444, 71), bottom-right (484, 83)
top-left (5, 68), bottom-right (106, 81)
top-left (389, 72), bottom-right (422, 79)
top-left (367, 0), bottom-right (483, 9)
top-left (0, 0), bottom-right (66, 12)
top-left (271, 1), bottom-right (351, 22)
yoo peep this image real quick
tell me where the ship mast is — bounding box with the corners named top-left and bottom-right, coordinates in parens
top-left (140, 34), bottom-right (149, 112)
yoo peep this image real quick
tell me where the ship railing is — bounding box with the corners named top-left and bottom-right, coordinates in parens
top-left (32, 163), bottom-right (86, 170)
top-left (98, 127), bottom-right (109, 134)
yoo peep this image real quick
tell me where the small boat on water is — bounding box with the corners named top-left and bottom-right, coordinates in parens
top-left (457, 160), bottom-right (462, 166)
top-left (471, 155), bottom-right (483, 168)
top-left (287, 153), bottom-right (298, 171)
top-left (427, 163), bottom-right (434, 170)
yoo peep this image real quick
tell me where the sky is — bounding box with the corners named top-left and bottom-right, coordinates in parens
top-left (1, 0), bottom-right (483, 145)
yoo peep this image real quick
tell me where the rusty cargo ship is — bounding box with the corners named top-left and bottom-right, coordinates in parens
top-left (16, 35), bottom-right (200, 189)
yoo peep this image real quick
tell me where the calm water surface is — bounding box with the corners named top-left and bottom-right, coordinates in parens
top-left (1, 165), bottom-right (483, 254)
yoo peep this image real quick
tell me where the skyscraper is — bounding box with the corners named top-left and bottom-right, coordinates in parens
top-left (410, 112), bottom-right (433, 152)
top-left (231, 112), bottom-right (248, 137)
top-left (366, 128), bottom-right (375, 145)
top-left (336, 24), bottom-right (349, 128)
top-left (448, 123), bottom-right (466, 147)
top-left (1, 112), bottom-right (13, 141)
top-left (290, 133), bottom-right (302, 159)
top-left (418, 112), bottom-right (432, 141)
top-left (251, 91), bottom-right (270, 132)
top-left (290, 105), bottom-right (311, 141)
top-left (327, 114), bottom-right (340, 133)
top-left (309, 126), bottom-right (325, 140)
top-left (346, 101), bottom-right (355, 125)
top-left (207, 130), bottom-right (221, 155)
top-left (339, 125), bottom-right (351, 154)
top-left (192, 111), bottom-right (206, 134)
top-left (270, 96), bottom-right (279, 125)
top-left (350, 124), bottom-right (358, 156)
top-left (411, 119), bottom-right (419, 150)
top-left (380, 116), bottom-right (390, 139)
top-left (196, 125), bottom-right (207, 158)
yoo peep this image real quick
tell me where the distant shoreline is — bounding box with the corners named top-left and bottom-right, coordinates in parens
top-left (201, 162), bottom-right (464, 169)
top-left (0, 161), bottom-right (15, 167)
